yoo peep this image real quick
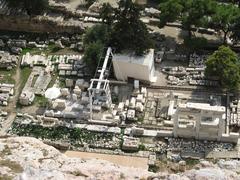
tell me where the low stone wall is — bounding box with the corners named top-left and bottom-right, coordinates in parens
top-left (0, 15), bottom-right (84, 34)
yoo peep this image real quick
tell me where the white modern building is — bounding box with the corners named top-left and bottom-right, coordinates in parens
top-left (112, 49), bottom-right (157, 83)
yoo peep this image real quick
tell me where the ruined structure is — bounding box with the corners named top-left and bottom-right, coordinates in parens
top-left (173, 102), bottom-right (239, 143)
top-left (0, 51), bottom-right (18, 69)
top-left (0, 0), bottom-right (84, 33)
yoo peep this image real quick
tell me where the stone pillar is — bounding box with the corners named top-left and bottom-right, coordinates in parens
top-left (195, 109), bottom-right (202, 139)
top-left (217, 113), bottom-right (225, 141)
top-left (173, 108), bottom-right (179, 137)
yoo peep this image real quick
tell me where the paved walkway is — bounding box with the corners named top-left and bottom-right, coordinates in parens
top-left (65, 151), bottom-right (149, 169)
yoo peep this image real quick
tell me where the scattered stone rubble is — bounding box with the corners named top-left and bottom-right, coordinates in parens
top-left (162, 65), bottom-right (218, 87)
top-left (230, 99), bottom-right (240, 127)
top-left (167, 138), bottom-right (234, 161)
top-left (160, 51), bottom-right (219, 87)
top-left (0, 83), bottom-right (14, 106)
top-left (112, 83), bottom-right (147, 123)
top-left (57, 55), bottom-right (87, 77)
top-left (21, 53), bottom-right (49, 67)
top-left (0, 51), bottom-right (18, 69)
top-left (0, 110), bottom-right (7, 127)
top-left (122, 136), bottom-right (140, 151)
top-left (189, 53), bottom-right (207, 68)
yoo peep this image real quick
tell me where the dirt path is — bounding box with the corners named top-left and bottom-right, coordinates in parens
top-left (64, 151), bottom-right (149, 169)
top-left (1, 61), bottom-right (21, 135)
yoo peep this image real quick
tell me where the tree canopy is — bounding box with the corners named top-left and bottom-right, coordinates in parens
top-left (205, 46), bottom-right (240, 91)
top-left (159, 0), bottom-right (240, 43)
top-left (231, 19), bottom-right (240, 44)
top-left (100, 3), bottom-right (114, 26)
top-left (7, 0), bottom-right (49, 15)
top-left (159, 0), bottom-right (216, 38)
top-left (84, 0), bottom-right (154, 73)
top-left (83, 24), bottom-right (110, 74)
top-left (209, 3), bottom-right (240, 43)
top-left (100, 0), bottom-right (154, 55)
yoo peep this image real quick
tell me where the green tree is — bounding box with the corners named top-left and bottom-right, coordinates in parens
top-left (7, 0), bottom-right (49, 15)
top-left (83, 42), bottom-right (104, 74)
top-left (231, 19), bottom-right (240, 44)
top-left (205, 46), bottom-right (240, 91)
top-left (159, 0), bottom-right (216, 38)
top-left (110, 0), bottom-right (153, 55)
top-left (85, 0), bottom-right (96, 8)
top-left (209, 3), bottom-right (240, 44)
top-left (83, 24), bottom-right (110, 46)
top-left (83, 24), bottom-right (110, 74)
top-left (100, 3), bottom-right (114, 26)
top-left (159, 0), bottom-right (184, 27)
top-left (184, 37), bottom-right (207, 53)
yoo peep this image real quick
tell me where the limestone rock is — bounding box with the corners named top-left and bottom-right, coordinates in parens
top-left (0, 137), bottom-right (240, 179)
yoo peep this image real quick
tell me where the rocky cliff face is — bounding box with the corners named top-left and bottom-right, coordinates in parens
top-left (0, 136), bottom-right (239, 180)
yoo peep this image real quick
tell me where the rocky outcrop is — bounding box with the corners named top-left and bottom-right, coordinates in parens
top-left (0, 136), bottom-right (240, 179)
top-left (0, 137), bottom-right (152, 179)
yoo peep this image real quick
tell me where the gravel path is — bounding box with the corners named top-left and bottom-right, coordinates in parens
top-left (1, 60), bottom-right (21, 135)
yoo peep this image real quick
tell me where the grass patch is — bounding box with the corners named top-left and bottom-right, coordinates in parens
top-left (21, 44), bottom-right (60, 56)
top-left (138, 143), bottom-right (146, 151)
top-left (34, 95), bottom-right (48, 107)
top-left (59, 79), bottom-right (65, 88)
top-left (19, 67), bottom-right (31, 91)
top-left (47, 73), bottom-right (57, 88)
top-left (0, 68), bottom-right (16, 84)
top-left (16, 67), bottom-right (32, 108)
top-left (185, 159), bottom-right (200, 167)
top-left (148, 165), bottom-right (159, 173)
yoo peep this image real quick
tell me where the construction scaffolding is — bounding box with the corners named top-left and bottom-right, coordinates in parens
top-left (88, 47), bottom-right (113, 121)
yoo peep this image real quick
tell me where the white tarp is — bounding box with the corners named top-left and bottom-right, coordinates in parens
top-left (45, 87), bottom-right (61, 100)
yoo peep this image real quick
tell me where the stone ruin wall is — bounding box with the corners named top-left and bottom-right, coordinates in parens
top-left (0, 15), bottom-right (84, 34)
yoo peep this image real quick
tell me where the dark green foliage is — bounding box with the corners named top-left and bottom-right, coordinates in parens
top-left (231, 19), bottom-right (240, 44)
top-left (148, 165), bottom-right (159, 173)
top-left (209, 3), bottom-right (240, 44)
top-left (159, 0), bottom-right (216, 38)
top-left (83, 24), bottom-right (110, 46)
top-left (85, 0), bottom-right (96, 8)
top-left (100, 3), bottom-right (114, 26)
top-left (159, 0), bottom-right (240, 43)
top-left (110, 0), bottom-right (153, 55)
top-left (7, 0), bottom-right (49, 15)
top-left (10, 123), bottom-right (117, 149)
top-left (138, 143), bottom-right (146, 151)
top-left (83, 24), bottom-right (110, 74)
top-left (184, 37), bottom-right (208, 52)
top-left (84, 0), bottom-right (154, 73)
top-left (159, 0), bottom-right (184, 27)
top-left (205, 46), bottom-right (240, 91)
top-left (84, 41), bottom-right (104, 74)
